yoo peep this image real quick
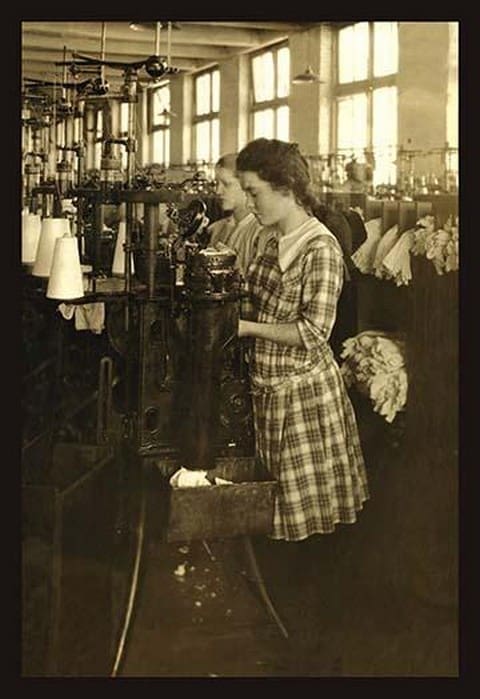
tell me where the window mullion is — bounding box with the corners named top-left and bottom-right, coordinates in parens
top-left (367, 22), bottom-right (374, 150)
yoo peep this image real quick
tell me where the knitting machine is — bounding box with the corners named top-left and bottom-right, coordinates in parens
top-left (107, 188), bottom-right (255, 461)
top-left (21, 33), bottom-right (283, 678)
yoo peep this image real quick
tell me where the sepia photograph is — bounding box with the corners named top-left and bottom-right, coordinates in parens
top-left (21, 18), bottom-right (459, 678)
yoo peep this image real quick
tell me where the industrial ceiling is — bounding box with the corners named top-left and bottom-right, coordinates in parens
top-left (21, 21), bottom-right (316, 86)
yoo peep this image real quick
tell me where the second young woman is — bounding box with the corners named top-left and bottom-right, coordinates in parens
top-left (207, 153), bottom-right (264, 277)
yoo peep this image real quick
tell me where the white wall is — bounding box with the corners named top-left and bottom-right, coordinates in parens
top-left (160, 22), bottom-right (457, 171)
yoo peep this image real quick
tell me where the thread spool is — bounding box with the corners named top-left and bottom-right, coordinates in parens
top-left (21, 212), bottom-right (42, 264)
top-left (32, 218), bottom-right (71, 277)
top-left (112, 221), bottom-right (135, 276)
top-left (46, 235), bottom-right (85, 300)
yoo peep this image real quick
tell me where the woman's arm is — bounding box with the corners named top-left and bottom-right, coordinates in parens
top-left (239, 241), bottom-right (344, 350)
top-left (238, 319), bottom-right (303, 347)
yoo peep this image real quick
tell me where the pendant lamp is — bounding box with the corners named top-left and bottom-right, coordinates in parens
top-left (292, 65), bottom-right (323, 84)
top-left (292, 28), bottom-right (323, 84)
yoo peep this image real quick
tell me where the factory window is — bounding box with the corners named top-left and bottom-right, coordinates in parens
top-left (335, 22), bottom-right (398, 187)
top-left (193, 68), bottom-right (220, 167)
top-left (250, 44), bottom-right (290, 141)
top-left (94, 108), bottom-right (103, 170)
top-left (148, 83), bottom-right (171, 167)
top-left (119, 102), bottom-right (129, 170)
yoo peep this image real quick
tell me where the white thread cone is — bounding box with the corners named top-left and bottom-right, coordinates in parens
top-left (112, 221), bottom-right (134, 276)
top-left (22, 212), bottom-right (42, 264)
top-left (46, 236), bottom-right (85, 300)
top-left (32, 218), bottom-right (71, 277)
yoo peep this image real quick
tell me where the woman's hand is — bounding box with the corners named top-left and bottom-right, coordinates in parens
top-left (238, 319), bottom-right (304, 347)
top-left (238, 319), bottom-right (250, 338)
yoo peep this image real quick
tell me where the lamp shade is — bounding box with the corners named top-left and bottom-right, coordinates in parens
top-left (21, 212), bottom-right (42, 264)
top-left (32, 218), bottom-right (71, 277)
top-left (112, 221), bottom-right (135, 276)
top-left (46, 236), bottom-right (85, 300)
top-left (292, 65), bottom-right (323, 84)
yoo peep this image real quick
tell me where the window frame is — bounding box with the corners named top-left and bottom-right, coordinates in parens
top-left (333, 22), bottom-right (398, 185)
top-left (147, 82), bottom-right (171, 166)
top-left (192, 66), bottom-right (220, 166)
top-left (249, 41), bottom-right (290, 141)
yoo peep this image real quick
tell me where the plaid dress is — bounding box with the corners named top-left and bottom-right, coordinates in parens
top-left (245, 217), bottom-right (369, 541)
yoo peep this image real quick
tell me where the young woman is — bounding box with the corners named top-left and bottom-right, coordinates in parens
top-left (236, 138), bottom-right (369, 542)
top-left (207, 153), bottom-right (263, 277)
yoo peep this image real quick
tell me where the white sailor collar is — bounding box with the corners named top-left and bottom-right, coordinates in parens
top-left (278, 217), bottom-right (338, 272)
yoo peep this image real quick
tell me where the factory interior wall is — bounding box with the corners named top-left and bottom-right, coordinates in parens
top-left (168, 22), bottom-right (455, 169)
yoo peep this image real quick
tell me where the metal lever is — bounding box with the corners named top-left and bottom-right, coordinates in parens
top-left (97, 356), bottom-right (113, 444)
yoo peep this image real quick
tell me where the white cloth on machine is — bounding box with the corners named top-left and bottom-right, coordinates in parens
top-left (351, 217), bottom-right (382, 274)
top-left (377, 229), bottom-right (416, 286)
top-left (58, 302), bottom-right (105, 334)
top-left (169, 467), bottom-right (233, 488)
top-left (372, 224), bottom-right (400, 276)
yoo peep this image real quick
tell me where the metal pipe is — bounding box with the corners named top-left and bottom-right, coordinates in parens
top-left (143, 202), bottom-right (159, 299)
top-left (110, 467), bottom-right (147, 677)
top-left (84, 103), bottom-right (97, 172)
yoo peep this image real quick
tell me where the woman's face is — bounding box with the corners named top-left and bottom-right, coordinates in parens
top-left (238, 171), bottom-right (294, 227)
top-left (215, 166), bottom-right (247, 213)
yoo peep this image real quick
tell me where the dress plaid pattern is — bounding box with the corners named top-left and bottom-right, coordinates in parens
top-left (245, 217), bottom-right (369, 541)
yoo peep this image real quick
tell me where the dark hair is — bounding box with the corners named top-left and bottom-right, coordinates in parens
top-left (216, 153), bottom-right (238, 171)
top-left (237, 138), bottom-right (353, 263)
top-left (236, 138), bottom-right (319, 211)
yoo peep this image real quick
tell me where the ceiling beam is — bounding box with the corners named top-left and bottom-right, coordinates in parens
top-left (184, 21), bottom-right (309, 32)
top-left (22, 32), bottom-right (236, 61)
top-left (21, 62), bottom-right (183, 87)
top-left (21, 21), bottom-right (288, 47)
top-left (22, 50), bottom-right (199, 75)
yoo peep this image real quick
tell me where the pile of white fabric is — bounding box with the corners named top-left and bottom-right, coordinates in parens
top-left (351, 217), bottom-right (383, 274)
top-left (352, 213), bottom-right (459, 282)
top-left (411, 214), bottom-right (459, 275)
top-left (340, 330), bottom-right (408, 423)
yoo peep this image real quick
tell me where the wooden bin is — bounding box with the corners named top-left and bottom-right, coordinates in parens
top-left (156, 457), bottom-right (277, 543)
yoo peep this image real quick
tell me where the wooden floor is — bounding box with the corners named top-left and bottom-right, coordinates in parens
top-left (120, 442), bottom-right (458, 678)
top-left (22, 402), bottom-right (458, 678)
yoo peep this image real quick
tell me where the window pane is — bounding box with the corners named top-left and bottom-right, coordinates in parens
top-left (152, 131), bottom-right (164, 163)
top-left (276, 106), bottom-right (289, 141)
top-left (337, 93), bottom-right (368, 159)
top-left (56, 122), bottom-right (64, 146)
top-left (195, 73), bottom-right (211, 116)
top-left (211, 118), bottom-right (220, 164)
top-left (253, 109), bottom-right (274, 139)
top-left (276, 46), bottom-right (290, 98)
top-left (94, 141), bottom-right (102, 169)
top-left (211, 70), bottom-right (220, 112)
top-left (373, 86), bottom-right (398, 185)
top-left (152, 85), bottom-right (171, 126)
top-left (165, 130), bottom-right (170, 167)
top-left (152, 130), bottom-right (165, 164)
top-left (196, 121), bottom-right (210, 162)
top-left (252, 51), bottom-right (275, 102)
top-left (120, 102), bottom-right (129, 134)
top-left (96, 110), bottom-right (103, 139)
top-left (373, 22), bottom-right (398, 77)
top-left (338, 22), bottom-right (369, 83)
top-left (446, 22), bottom-right (458, 149)
top-left (372, 86), bottom-right (397, 148)
top-left (121, 147), bottom-right (128, 170)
